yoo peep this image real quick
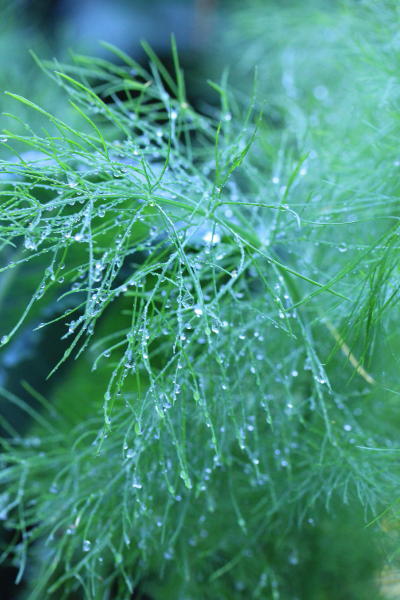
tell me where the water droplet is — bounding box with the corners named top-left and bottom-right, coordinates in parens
top-left (313, 85), bottom-right (329, 101)
top-left (1, 335), bottom-right (9, 346)
top-left (202, 231), bottom-right (220, 244)
top-left (338, 243), bottom-right (347, 253)
top-left (24, 237), bottom-right (37, 250)
top-left (82, 540), bottom-right (91, 552)
top-left (194, 307), bottom-right (203, 317)
top-left (304, 358), bottom-right (312, 370)
top-left (343, 424), bottom-right (352, 432)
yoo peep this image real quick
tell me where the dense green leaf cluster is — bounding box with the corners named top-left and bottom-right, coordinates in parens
top-left (1, 1), bottom-right (400, 598)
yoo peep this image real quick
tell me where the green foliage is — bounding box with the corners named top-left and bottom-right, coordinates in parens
top-left (1, 1), bottom-right (400, 598)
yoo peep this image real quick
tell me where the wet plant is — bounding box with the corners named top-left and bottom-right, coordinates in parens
top-left (1, 1), bottom-right (400, 598)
